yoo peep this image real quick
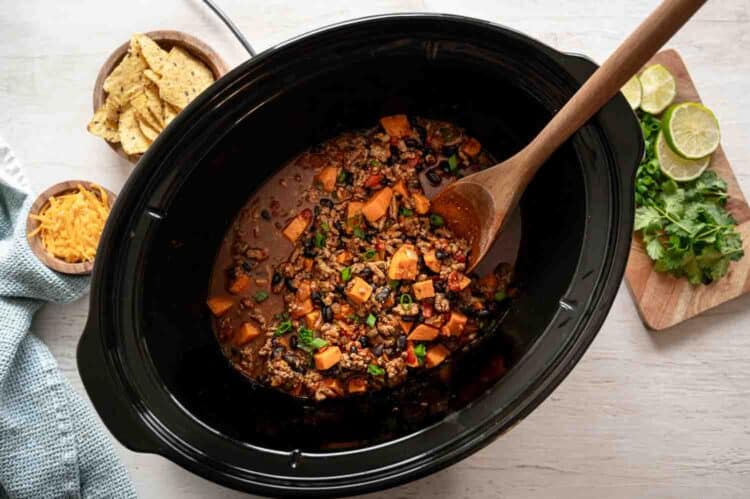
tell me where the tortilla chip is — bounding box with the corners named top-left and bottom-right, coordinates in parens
top-left (87, 96), bottom-right (121, 143)
top-left (119, 107), bottom-right (151, 155)
top-left (132, 33), bottom-right (169, 75)
top-left (144, 84), bottom-right (164, 127)
top-left (129, 92), bottom-right (160, 130)
top-left (157, 46), bottom-right (214, 109)
top-left (143, 69), bottom-right (161, 85)
top-left (163, 102), bottom-right (179, 127)
top-left (137, 115), bottom-right (160, 141)
top-left (103, 52), bottom-right (148, 105)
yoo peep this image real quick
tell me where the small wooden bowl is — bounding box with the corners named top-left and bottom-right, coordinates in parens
top-left (93, 30), bottom-right (229, 163)
top-left (26, 181), bottom-right (116, 275)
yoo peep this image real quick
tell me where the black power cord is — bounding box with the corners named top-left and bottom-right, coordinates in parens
top-left (201, 0), bottom-right (256, 57)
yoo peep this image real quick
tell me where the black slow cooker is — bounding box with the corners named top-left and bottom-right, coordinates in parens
top-left (77, 14), bottom-right (642, 496)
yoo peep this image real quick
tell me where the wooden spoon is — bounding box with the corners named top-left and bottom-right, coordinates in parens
top-left (431, 0), bottom-right (706, 272)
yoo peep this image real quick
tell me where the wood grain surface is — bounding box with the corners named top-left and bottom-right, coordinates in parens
top-left (625, 49), bottom-right (750, 330)
top-left (2, 1), bottom-right (750, 498)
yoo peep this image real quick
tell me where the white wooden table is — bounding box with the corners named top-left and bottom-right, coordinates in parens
top-left (3, 1), bottom-right (750, 497)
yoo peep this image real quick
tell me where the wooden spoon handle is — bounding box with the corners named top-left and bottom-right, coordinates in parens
top-left (517, 0), bottom-right (706, 174)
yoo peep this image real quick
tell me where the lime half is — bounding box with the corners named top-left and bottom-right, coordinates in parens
top-left (640, 64), bottom-right (676, 114)
top-left (656, 131), bottom-right (710, 182)
top-left (621, 75), bottom-right (642, 110)
top-left (663, 102), bottom-right (720, 159)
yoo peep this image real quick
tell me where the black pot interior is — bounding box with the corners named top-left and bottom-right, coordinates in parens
top-left (138, 40), bottom-right (586, 451)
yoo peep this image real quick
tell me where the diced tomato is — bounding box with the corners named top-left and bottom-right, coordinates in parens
top-left (364, 174), bottom-right (383, 189)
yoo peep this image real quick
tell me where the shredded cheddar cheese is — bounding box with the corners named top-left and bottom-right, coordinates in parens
top-left (28, 184), bottom-right (111, 263)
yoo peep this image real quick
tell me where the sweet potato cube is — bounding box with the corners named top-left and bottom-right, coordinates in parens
top-left (234, 322), bottom-right (261, 346)
top-left (315, 166), bottom-right (338, 192)
top-left (412, 193), bottom-right (431, 215)
top-left (346, 276), bottom-right (373, 305)
top-left (461, 137), bottom-right (482, 157)
top-left (320, 377), bottom-right (344, 396)
top-left (336, 251), bottom-right (353, 265)
top-left (441, 311), bottom-right (468, 336)
top-left (380, 114), bottom-right (412, 138)
top-left (305, 310), bottom-right (321, 329)
top-left (334, 303), bottom-right (353, 320)
top-left (347, 377), bottom-right (368, 394)
top-left (296, 281), bottom-right (311, 301)
top-left (207, 296), bottom-right (233, 316)
top-left (448, 271), bottom-right (471, 291)
top-left (347, 201), bottom-right (364, 220)
top-left (393, 180), bottom-right (409, 198)
top-left (387, 244), bottom-right (419, 280)
top-left (362, 187), bottom-right (393, 223)
top-left (228, 273), bottom-right (250, 294)
top-left (282, 209), bottom-right (312, 242)
top-left (407, 324), bottom-right (439, 341)
top-left (314, 346), bottom-right (342, 370)
top-left (423, 249), bottom-right (441, 273)
top-left (398, 319), bottom-right (414, 334)
top-left (412, 280), bottom-right (435, 300)
top-left (425, 344), bottom-right (450, 368)
top-left (290, 297), bottom-right (314, 318)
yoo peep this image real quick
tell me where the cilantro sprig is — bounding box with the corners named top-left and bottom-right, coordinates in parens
top-left (634, 112), bottom-right (743, 284)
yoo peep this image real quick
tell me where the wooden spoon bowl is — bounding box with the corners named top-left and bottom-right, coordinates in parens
top-left (26, 181), bottom-right (116, 275)
top-left (93, 30), bottom-right (229, 163)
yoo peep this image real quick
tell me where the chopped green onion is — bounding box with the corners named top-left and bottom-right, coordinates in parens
top-left (314, 232), bottom-right (326, 248)
top-left (275, 319), bottom-right (292, 336)
top-left (320, 222), bottom-right (330, 232)
top-left (341, 267), bottom-right (352, 282)
top-left (429, 214), bottom-right (445, 227)
top-left (448, 154), bottom-right (459, 172)
top-left (399, 293), bottom-right (413, 309)
top-left (297, 326), bottom-right (328, 352)
top-left (353, 227), bottom-right (366, 239)
top-left (413, 343), bottom-right (427, 364)
top-left (366, 314), bottom-right (377, 327)
top-left (494, 291), bottom-right (507, 302)
top-left (399, 207), bottom-right (414, 217)
top-left (253, 290), bottom-right (269, 303)
top-left (368, 159), bottom-right (380, 167)
top-left (309, 337), bottom-right (328, 350)
top-left (363, 249), bottom-right (377, 261)
top-left (367, 364), bottom-right (385, 376)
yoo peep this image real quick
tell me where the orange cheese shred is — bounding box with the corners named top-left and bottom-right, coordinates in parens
top-left (27, 184), bottom-right (111, 263)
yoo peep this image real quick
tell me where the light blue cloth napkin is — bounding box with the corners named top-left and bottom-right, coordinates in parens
top-left (0, 138), bottom-right (136, 498)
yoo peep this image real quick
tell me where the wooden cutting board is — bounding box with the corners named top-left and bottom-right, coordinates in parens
top-left (625, 49), bottom-right (750, 331)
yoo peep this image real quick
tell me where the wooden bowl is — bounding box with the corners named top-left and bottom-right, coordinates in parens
top-left (26, 181), bottom-right (116, 275)
top-left (92, 30), bottom-right (229, 163)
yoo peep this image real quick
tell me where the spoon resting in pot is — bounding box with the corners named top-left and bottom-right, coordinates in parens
top-left (431, 0), bottom-right (706, 272)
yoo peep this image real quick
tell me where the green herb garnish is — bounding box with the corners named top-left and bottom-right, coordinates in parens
top-left (399, 207), bottom-right (414, 217)
top-left (341, 267), bottom-right (353, 282)
top-left (353, 227), bottom-right (366, 239)
top-left (275, 319), bottom-right (292, 336)
top-left (253, 290), bottom-right (269, 303)
top-left (366, 313), bottom-right (377, 327)
top-left (314, 232), bottom-right (326, 248)
top-left (413, 343), bottom-right (427, 365)
top-left (297, 326), bottom-right (328, 352)
top-left (429, 214), bottom-right (444, 227)
top-left (363, 248), bottom-right (377, 261)
top-left (493, 291), bottom-right (506, 302)
top-left (368, 159), bottom-right (380, 168)
top-left (634, 111), bottom-right (743, 284)
top-left (367, 364), bottom-right (385, 376)
top-left (448, 154), bottom-right (459, 172)
top-left (320, 222), bottom-right (330, 232)
top-left (336, 170), bottom-right (348, 184)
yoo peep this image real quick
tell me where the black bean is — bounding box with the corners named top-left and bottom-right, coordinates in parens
top-left (374, 286), bottom-right (391, 302)
top-left (311, 291), bottom-right (322, 305)
top-left (433, 280), bottom-right (446, 293)
top-left (273, 346), bottom-right (285, 358)
top-left (285, 278), bottom-right (298, 292)
top-left (439, 160), bottom-right (451, 173)
top-left (390, 145), bottom-right (400, 157)
top-left (241, 261), bottom-right (253, 272)
top-left (386, 155), bottom-right (396, 166)
top-left (272, 272), bottom-right (282, 286)
top-left (319, 198), bottom-right (334, 208)
top-left (322, 305), bottom-right (333, 323)
top-left (358, 268), bottom-right (373, 280)
top-left (313, 205), bottom-right (321, 217)
top-left (426, 169), bottom-right (441, 186)
top-left (372, 344), bottom-right (384, 357)
top-left (396, 335), bottom-right (407, 350)
top-left (335, 284), bottom-right (345, 294)
top-left (334, 221), bottom-right (345, 232)
top-left (303, 238), bottom-right (314, 250)
top-left (435, 250), bottom-right (448, 260)
top-left (404, 138), bottom-right (419, 148)
top-left (303, 248), bottom-right (317, 258)
top-left (289, 335), bottom-right (298, 349)
top-left (442, 145), bottom-right (458, 156)
top-left (260, 209), bottom-right (272, 221)
top-left (358, 336), bottom-right (369, 348)
top-left (350, 345), bottom-right (358, 354)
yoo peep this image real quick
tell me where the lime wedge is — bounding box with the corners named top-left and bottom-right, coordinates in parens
top-left (656, 131), bottom-right (710, 182)
top-left (662, 102), bottom-right (720, 159)
top-left (620, 75), bottom-right (642, 110)
top-left (640, 64), bottom-right (676, 114)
